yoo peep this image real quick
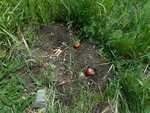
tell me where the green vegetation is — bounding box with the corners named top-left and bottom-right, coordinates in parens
top-left (0, 0), bottom-right (150, 113)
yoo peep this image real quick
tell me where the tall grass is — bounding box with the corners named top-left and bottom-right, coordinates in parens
top-left (109, 69), bottom-right (150, 113)
top-left (47, 0), bottom-right (150, 59)
top-left (0, 0), bottom-right (60, 50)
top-left (0, 0), bottom-right (149, 58)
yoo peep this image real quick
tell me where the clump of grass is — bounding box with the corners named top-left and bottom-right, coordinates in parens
top-left (0, 0), bottom-right (60, 52)
top-left (57, 0), bottom-right (150, 58)
top-left (1, 0), bottom-right (149, 58)
top-left (106, 65), bottom-right (150, 113)
top-left (0, 75), bottom-right (33, 113)
top-left (0, 55), bottom-right (32, 113)
top-left (57, 0), bottom-right (100, 27)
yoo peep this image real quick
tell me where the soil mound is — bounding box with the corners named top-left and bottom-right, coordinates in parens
top-left (19, 23), bottom-right (111, 112)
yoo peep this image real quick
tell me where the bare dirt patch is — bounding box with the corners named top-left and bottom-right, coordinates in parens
top-left (18, 23), bottom-right (112, 112)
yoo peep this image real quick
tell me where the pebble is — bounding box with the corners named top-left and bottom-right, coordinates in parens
top-left (33, 89), bottom-right (47, 108)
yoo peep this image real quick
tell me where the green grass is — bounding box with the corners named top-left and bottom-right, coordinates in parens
top-left (46, 88), bottom-right (103, 113)
top-left (106, 66), bottom-right (150, 113)
top-left (0, 0), bottom-right (150, 113)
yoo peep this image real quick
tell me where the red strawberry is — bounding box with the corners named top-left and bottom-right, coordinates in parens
top-left (73, 41), bottom-right (80, 48)
top-left (84, 67), bottom-right (95, 77)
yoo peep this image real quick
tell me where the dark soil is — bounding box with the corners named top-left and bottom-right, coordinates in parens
top-left (92, 100), bottom-right (114, 113)
top-left (18, 23), bottom-right (112, 112)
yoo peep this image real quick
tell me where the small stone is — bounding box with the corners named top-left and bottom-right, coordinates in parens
top-left (33, 89), bottom-right (47, 108)
top-left (63, 58), bottom-right (66, 62)
top-left (50, 32), bottom-right (54, 36)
